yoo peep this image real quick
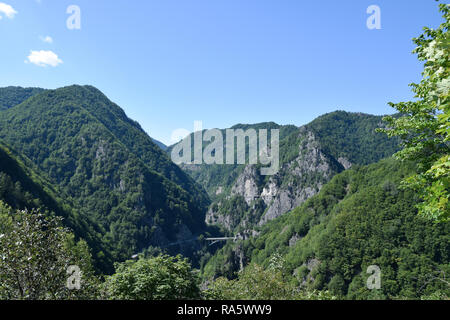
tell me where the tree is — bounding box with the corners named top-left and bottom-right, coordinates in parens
top-left (205, 263), bottom-right (299, 300)
top-left (102, 254), bottom-right (201, 300)
top-left (204, 253), bottom-right (336, 300)
top-left (379, 3), bottom-right (449, 222)
top-left (0, 202), bottom-right (99, 300)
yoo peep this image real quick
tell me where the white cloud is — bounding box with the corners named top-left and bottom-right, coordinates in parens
top-left (0, 3), bottom-right (18, 19)
top-left (40, 35), bottom-right (53, 44)
top-left (27, 50), bottom-right (63, 67)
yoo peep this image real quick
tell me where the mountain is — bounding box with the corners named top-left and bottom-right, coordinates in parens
top-left (168, 122), bottom-right (298, 201)
top-left (306, 111), bottom-right (400, 166)
top-left (0, 85), bottom-right (210, 268)
top-left (0, 86), bottom-right (45, 111)
top-left (0, 139), bottom-right (113, 272)
top-left (170, 111), bottom-right (400, 236)
top-left (203, 158), bottom-right (450, 299)
top-left (152, 138), bottom-right (167, 151)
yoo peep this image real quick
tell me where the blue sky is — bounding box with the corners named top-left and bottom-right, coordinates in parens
top-left (0, 0), bottom-right (445, 145)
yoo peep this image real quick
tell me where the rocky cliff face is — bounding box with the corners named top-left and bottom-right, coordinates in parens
top-left (259, 129), bottom-right (338, 225)
top-left (204, 127), bottom-right (344, 233)
top-left (230, 166), bottom-right (260, 205)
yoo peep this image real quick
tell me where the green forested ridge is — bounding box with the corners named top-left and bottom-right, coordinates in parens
top-left (0, 85), bottom-right (210, 270)
top-left (0, 86), bottom-right (45, 111)
top-left (172, 112), bottom-right (399, 200)
top-left (0, 140), bottom-right (113, 272)
top-left (152, 138), bottom-right (167, 151)
top-left (203, 158), bottom-right (449, 299)
top-left (306, 111), bottom-right (401, 165)
top-left (168, 122), bottom-right (298, 200)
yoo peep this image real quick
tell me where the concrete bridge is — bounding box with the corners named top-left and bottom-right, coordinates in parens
top-left (204, 236), bottom-right (237, 245)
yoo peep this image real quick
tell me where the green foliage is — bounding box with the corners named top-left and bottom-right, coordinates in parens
top-left (204, 255), bottom-right (336, 300)
top-left (205, 263), bottom-right (300, 300)
top-left (175, 114), bottom-right (397, 201)
top-left (0, 204), bottom-right (99, 300)
top-left (0, 87), bottom-right (45, 111)
top-left (307, 111), bottom-right (400, 166)
top-left (204, 159), bottom-right (450, 299)
top-left (201, 241), bottom-right (248, 280)
top-left (152, 138), bottom-right (167, 151)
top-left (170, 123), bottom-right (297, 200)
top-left (102, 254), bottom-right (200, 300)
top-left (0, 140), bottom-right (113, 272)
top-left (379, 4), bottom-right (450, 222)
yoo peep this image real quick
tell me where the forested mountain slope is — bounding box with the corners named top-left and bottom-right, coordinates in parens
top-left (0, 140), bottom-right (113, 272)
top-left (0, 85), bottom-right (210, 266)
top-left (168, 122), bottom-right (298, 201)
top-left (306, 111), bottom-right (400, 166)
top-left (173, 111), bottom-right (400, 236)
top-left (152, 138), bottom-right (167, 151)
top-left (203, 158), bottom-right (450, 299)
top-left (0, 86), bottom-right (45, 111)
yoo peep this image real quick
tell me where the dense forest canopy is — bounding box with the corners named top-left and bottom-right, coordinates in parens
top-left (0, 86), bottom-right (45, 111)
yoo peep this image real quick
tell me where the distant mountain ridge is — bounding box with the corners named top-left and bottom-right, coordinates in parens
top-left (169, 111), bottom-right (400, 236)
top-left (152, 138), bottom-right (167, 151)
top-left (0, 86), bottom-right (45, 111)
